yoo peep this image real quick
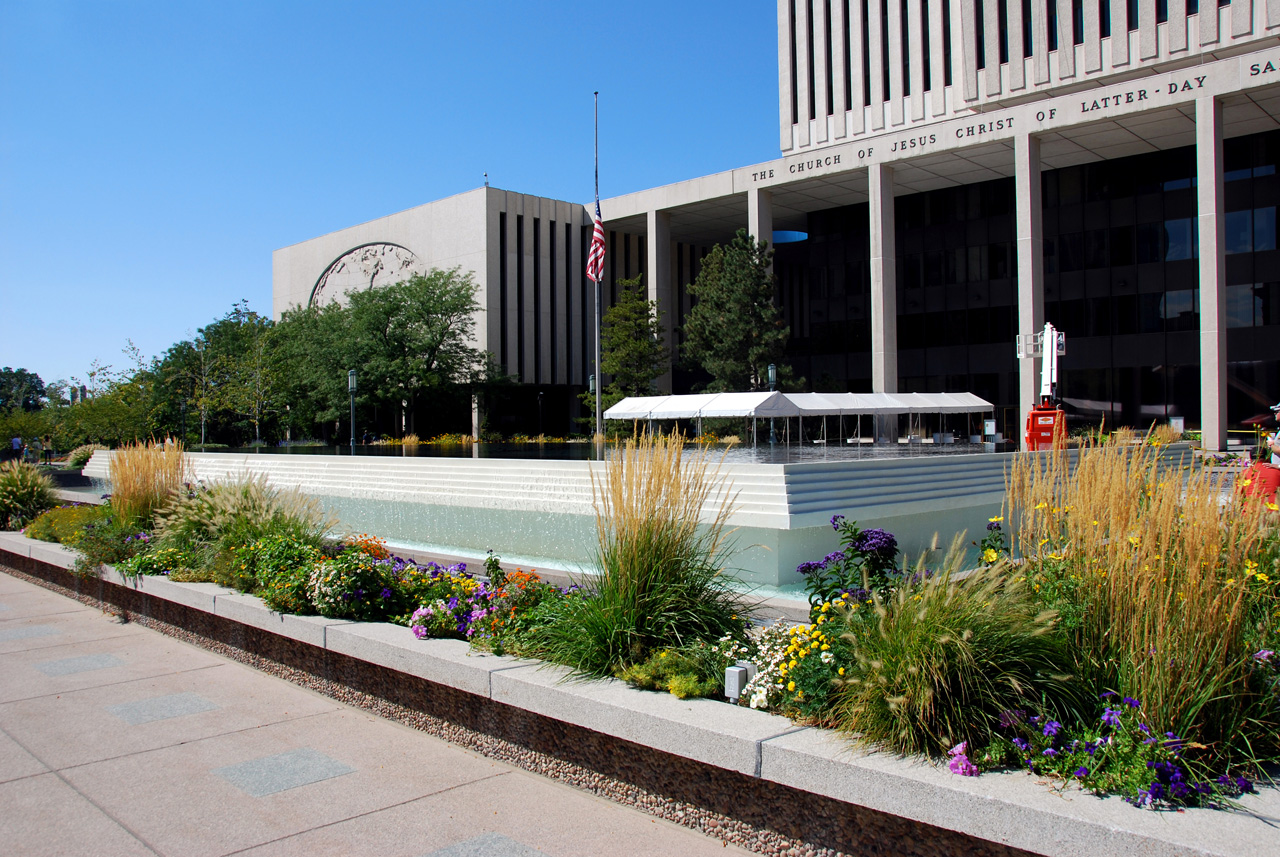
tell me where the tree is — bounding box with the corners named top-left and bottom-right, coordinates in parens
top-left (681, 229), bottom-right (795, 392)
top-left (579, 275), bottom-right (668, 419)
top-left (345, 268), bottom-right (485, 425)
top-left (0, 368), bottom-right (46, 412)
top-left (216, 302), bottom-right (277, 445)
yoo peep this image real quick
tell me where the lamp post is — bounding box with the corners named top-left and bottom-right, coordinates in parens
top-left (348, 369), bottom-right (357, 456)
top-left (768, 363), bottom-right (777, 445)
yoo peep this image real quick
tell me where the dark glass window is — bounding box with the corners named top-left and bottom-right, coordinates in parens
top-left (1255, 206), bottom-right (1276, 251)
top-left (1073, 0), bottom-right (1084, 43)
top-left (1226, 209), bottom-right (1253, 254)
top-left (1226, 284), bottom-right (1258, 327)
top-left (1127, 0), bottom-right (1137, 30)
top-left (1047, 0), bottom-right (1058, 49)
top-left (1162, 289), bottom-right (1198, 331)
top-left (922, 0), bottom-right (932, 90)
top-left (1100, 0), bottom-right (1111, 36)
top-left (942, 0), bottom-right (953, 86)
top-left (975, 0), bottom-right (986, 69)
top-left (1156, 0), bottom-right (1168, 23)
top-left (1164, 219), bottom-right (1196, 261)
top-left (1023, 0), bottom-right (1034, 54)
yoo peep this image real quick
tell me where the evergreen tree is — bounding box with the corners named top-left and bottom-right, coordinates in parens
top-left (682, 229), bottom-right (794, 391)
top-left (580, 275), bottom-right (668, 422)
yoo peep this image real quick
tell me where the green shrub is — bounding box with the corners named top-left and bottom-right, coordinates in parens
top-left (616, 639), bottom-right (736, 699)
top-left (25, 504), bottom-right (109, 545)
top-left (71, 511), bottom-right (150, 576)
top-left (153, 475), bottom-right (336, 581)
top-left (527, 433), bottom-right (751, 678)
top-left (830, 544), bottom-right (1085, 758)
top-left (66, 443), bottom-right (107, 470)
top-left (249, 534), bottom-right (323, 614)
top-left (116, 545), bottom-right (193, 578)
top-left (310, 550), bottom-right (396, 621)
top-left (0, 461), bottom-right (58, 530)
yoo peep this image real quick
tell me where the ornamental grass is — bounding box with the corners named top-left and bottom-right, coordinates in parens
top-left (1007, 429), bottom-right (1279, 765)
top-left (108, 441), bottom-right (190, 526)
top-left (529, 432), bottom-right (751, 678)
top-left (0, 460), bottom-right (58, 529)
top-left (829, 537), bottom-right (1085, 758)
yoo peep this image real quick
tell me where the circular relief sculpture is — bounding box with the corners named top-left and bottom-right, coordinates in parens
top-left (310, 243), bottom-right (421, 306)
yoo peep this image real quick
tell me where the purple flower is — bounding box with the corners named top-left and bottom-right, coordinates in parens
top-left (1074, 766), bottom-right (1089, 778)
top-left (1042, 720), bottom-right (1062, 738)
top-left (854, 528), bottom-right (898, 560)
top-left (1254, 649), bottom-right (1274, 663)
top-left (1101, 707), bottom-right (1122, 728)
top-left (947, 742), bottom-right (979, 776)
top-left (998, 709), bottom-right (1026, 729)
top-left (796, 561), bottom-right (825, 576)
top-left (1099, 691), bottom-right (1117, 700)
top-left (1042, 748), bottom-right (1057, 757)
top-left (1123, 696), bottom-right (1141, 708)
top-left (1012, 737), bottom-right (1030, 753)
top-left (380, 588), bottom-right (393, 600)
top-left (830, 514), bottom-right (846, 530)
top-left (823, 550), bottom-right (847, 565)
top-left (986, 520), bottom-right (1001, 531)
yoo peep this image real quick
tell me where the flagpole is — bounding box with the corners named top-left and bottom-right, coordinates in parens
top-left (593, 91), bottom-right (603, 440)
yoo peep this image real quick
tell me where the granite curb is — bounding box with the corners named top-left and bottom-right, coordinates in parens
top-left (1, 530), bottom-right (1276, 857)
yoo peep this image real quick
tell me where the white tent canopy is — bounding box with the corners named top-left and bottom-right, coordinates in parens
top-left (603, 391), bottom-right (993, 420)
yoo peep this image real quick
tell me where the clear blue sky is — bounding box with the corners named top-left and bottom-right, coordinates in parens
top-left (0, 1), bottom-right (779, 387)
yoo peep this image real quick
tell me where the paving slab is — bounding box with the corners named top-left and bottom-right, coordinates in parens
top-left (0, 727), bottom-right (50, 784)
top-left (0, 621), bottom-right (223, 704)
top-left (0, 661), bottom-right (337, 769)
top-left (0, 772), bottom-right (154, 857)
top-left (0, 586), bottom-right (98, 621)
top-left (57, 707), bottom-right (511, 857)
top-left (0, 608), bottom-right (142, 656)
top-left (233, 766), bottom-right (755, 857)
top-left (213, 746), bottom-right (355, 796)
top-left (106, 690), bottom-right (220, 725)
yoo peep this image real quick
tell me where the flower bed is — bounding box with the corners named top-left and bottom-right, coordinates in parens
top-left (11, 431), bottom-right (1280, 819)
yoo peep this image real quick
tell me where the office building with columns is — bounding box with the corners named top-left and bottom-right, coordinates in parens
top-left (274, 0), bottom-right (1280, 448)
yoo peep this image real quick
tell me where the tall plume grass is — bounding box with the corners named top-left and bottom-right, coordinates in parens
top-left (109, 441), bottom-right (191, 526)
top-left (1007, 429), bottom-right (1276, 760)
top-left (529, 432), bottom-right (751, 677)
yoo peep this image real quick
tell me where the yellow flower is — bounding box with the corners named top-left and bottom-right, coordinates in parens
top-left (983, 548), bottom-right (998, 564)
top-left (1128, 536), bottom-right (1140, 547)
top-left (821, 644), bottom-right (830, 651)
top-left (1259, 573), bottom-right (1272, 584)
top-left (1091, 520), bottom-right (1099, 526)
top-left (1268, 502), bottom-right (1279, 512)
top-left (820, 602), bottom-right (830, 613)
top-left (789, 659), bottom-right (797, 669)
top-left (989, 515), bottom-right (1004, 523)
top-left (838, 666), bottom-right (845, 676)
top-left (1035, 502), bottom-right (1048, 510)
top-left (787, 681), bottom-right (796, 692)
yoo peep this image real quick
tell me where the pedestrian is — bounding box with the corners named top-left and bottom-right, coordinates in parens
top-left (1266, 403), bottom-right (1280, 467)
top-left (41, 435), bottom-right (53, 464)
top-left (9, 435), bottom-right (20, 462)
top-left (362, 430), bottom-right (372, 445)
top-left (28, 436), bottom-right (42, 465)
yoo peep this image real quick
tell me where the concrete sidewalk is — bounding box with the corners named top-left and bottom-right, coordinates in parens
top-left (0, 571), bottom-right (752, 857)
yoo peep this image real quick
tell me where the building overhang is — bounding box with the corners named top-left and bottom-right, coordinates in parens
top-left (602, 44), bottom-right (1280, 246)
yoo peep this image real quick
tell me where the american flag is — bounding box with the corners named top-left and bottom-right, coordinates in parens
top-left (586, 199), bottom-right (606, 283)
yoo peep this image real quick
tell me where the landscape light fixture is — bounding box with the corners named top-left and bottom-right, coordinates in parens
top-left (348, 369), bottom-right (357, 456)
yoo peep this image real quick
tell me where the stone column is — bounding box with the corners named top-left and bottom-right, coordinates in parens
top-left (646, 208), bottom-right (674, 393)
top-left (748, 187), bottom-right (774, 262)
top-left (869, 163), bottom-right (898, 440)
top-left (1197, 96), bottom-right (1227, 451)
top-left (1016, 134), bottom-right (1045, 449)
